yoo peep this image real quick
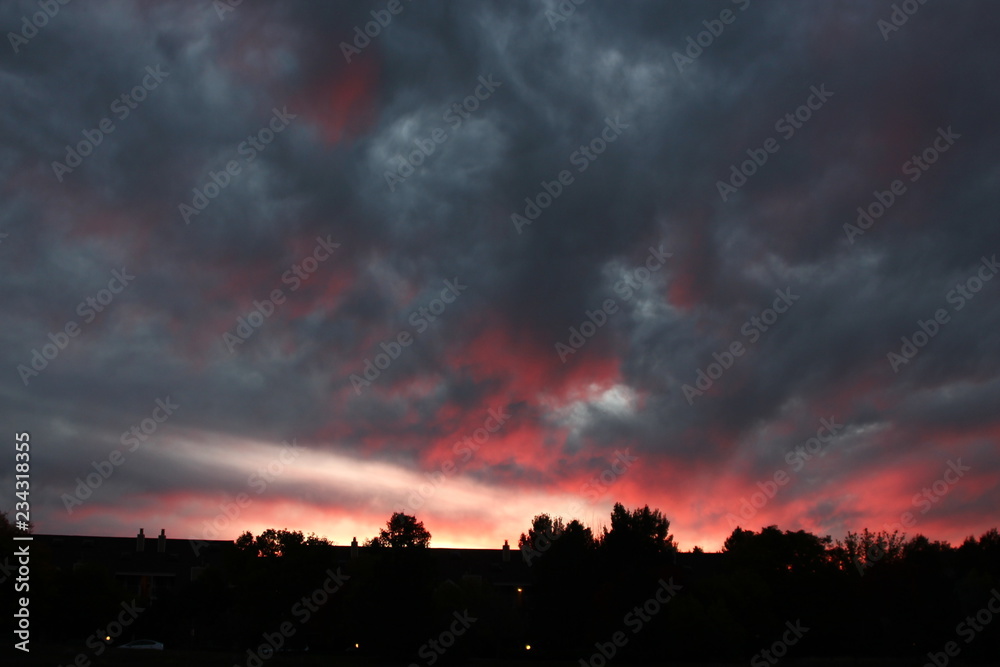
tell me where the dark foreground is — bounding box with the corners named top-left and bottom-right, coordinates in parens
top-left (11, 648), bottom-right (1000, 667)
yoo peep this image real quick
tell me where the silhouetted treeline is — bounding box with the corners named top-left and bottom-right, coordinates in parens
top-left (4, 508), bottom-right (999, 662)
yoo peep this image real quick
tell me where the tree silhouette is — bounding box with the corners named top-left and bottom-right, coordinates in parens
top-left (601, 502), bottom-right (676, 556)
top-left (14, 500), bottom-right (999, 661)
top-left (518, 513), bottom-right (564, 557)
top-left (554, 519), bottom-right (594, 552)
top-left (724, 525), bottom-right (832, 575)
top-left (830, 527), bottom-right (905, 573)
top-left (366, 511), bottom-right (431, 548)
top-left (1, 509), bottom-right (32, 536)
top-left (234, 528), bottom-right (317, 557)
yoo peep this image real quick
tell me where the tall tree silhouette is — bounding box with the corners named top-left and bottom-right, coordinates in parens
top-left (518, 513), bottom-right (565, 560)
top-left (601, 502), bottom-right (676, 556)
top-left (588, 504), bottom-right (677, 660)
top-left (366, 511), bottom-right (431, 548)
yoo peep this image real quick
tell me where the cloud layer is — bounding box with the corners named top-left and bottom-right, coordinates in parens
top-left (3, 0), bottom-right (999, 549)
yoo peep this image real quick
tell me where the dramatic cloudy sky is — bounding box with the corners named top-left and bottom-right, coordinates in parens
top-left (2, 0), bottom-right (998, 550)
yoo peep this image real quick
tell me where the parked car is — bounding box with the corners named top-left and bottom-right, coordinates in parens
top-left (118, 639), bottom-right (164, 650)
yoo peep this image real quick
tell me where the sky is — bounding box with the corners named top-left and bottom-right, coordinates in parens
top-left (2, 0), bottom-right (999, 551)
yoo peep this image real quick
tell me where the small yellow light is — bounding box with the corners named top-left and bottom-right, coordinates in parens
top-left (354, 643), bottom-right (359, 649)
top-left (516, 587), bottom-right (522, 593)
top-left (525, 644), bottom-right (532, 650)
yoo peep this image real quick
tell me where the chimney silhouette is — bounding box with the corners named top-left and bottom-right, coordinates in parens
top-left (351, 537), bottom-right (358, 559)
top-left (136, 528), bottom-right (145, 552)
top-left (502, 539), bottom-right (510, 562)
top-left (158, 529), bottom-right (166, 553)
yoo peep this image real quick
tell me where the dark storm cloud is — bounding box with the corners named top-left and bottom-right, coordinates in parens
top-left (2, 0), bottom-right (998, 545)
